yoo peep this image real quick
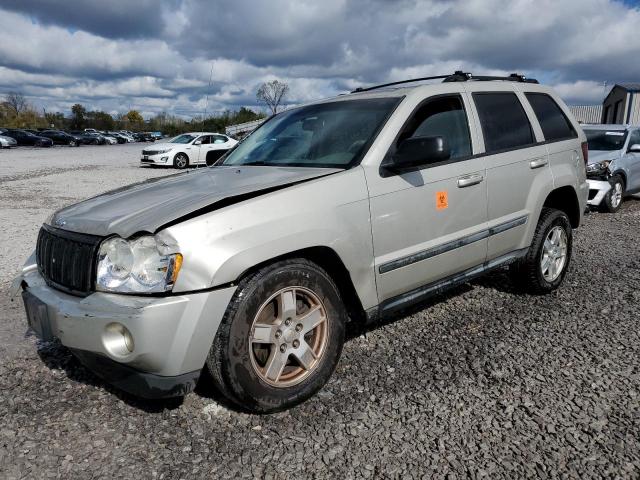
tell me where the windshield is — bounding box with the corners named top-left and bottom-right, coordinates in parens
top-left (220, 98), bottom-right (400, 168)
top-left (169, 134), bottom-right (197, 144)
top-left (585, 129), bottom-right (628, 151)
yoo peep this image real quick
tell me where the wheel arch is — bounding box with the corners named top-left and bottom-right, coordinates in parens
top-left (610, 169), bottom-right (627, 189)
top-left (542, 185), bottom-right (581, 228)
top-left (234, 246), bottom-right (367, 325)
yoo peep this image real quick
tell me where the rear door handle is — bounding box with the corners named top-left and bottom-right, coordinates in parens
top-left (529, 157), bottom-right (548, 169)
top-left (457, 174), bottom-right (484, 188)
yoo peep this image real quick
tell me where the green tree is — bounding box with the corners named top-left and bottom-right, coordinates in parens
top-left (71, 104), bottom-right (86, 129)
top-left (126, 110), bottom-right (144, 129)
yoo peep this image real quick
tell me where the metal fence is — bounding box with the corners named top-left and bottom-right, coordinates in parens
top-left (569, 105), bottom-right (603, 124)
top-left (225, 119), bottom-right (265, 137)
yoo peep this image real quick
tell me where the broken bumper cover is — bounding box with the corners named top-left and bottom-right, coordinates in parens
top-left (586, 179), bottom-right (611, 206)
top-left (14, 265), bottom-right (236, 399)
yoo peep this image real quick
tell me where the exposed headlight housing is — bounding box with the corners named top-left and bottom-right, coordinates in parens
top-left (96, 234), bottom-right (182, 293)
top-left (586, 160), bottom-right (611, 173)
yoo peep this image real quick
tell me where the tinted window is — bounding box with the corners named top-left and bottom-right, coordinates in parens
top-left (628, 130), bottom-right (640, 149)
top-left (525, 93), bottom-right (576, 141)
top-left (473, 92), bottom-right (534, 153)
top-left (399, 95), bottom-right (472, 160)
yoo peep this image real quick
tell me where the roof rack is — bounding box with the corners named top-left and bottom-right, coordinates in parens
top-left (350, 70), bottom-right (538, 93)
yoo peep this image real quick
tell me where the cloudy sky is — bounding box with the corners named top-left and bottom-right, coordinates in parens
top-left (1, 0), bottom-right (639, 119)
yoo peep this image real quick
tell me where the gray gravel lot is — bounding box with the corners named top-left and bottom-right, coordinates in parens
top-left (1, 145), bottom-right (639, 479)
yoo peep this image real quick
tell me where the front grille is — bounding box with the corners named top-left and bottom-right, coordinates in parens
top-left (142, 150), bottom-right (161, 156)
top-left (36, 225), bottom-right (102, 296)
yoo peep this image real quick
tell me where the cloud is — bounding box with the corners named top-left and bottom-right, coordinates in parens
top-left (0, 0), bottom-right (639, 118)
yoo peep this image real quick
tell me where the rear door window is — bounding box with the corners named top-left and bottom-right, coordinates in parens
top-left (472, 92), bottom-right (534, 153)
top-left (525, 93), bottom-right (577, 142)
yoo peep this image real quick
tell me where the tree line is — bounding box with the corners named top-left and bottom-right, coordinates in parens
top-left (0, 92), bottom-right (266, 135)
top-left (0, 80), bottom-right (288, 135)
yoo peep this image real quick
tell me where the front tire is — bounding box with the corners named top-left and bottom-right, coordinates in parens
top-left (173, 152), bottom-right (189, 169)
top-left (509, 208), bottom-right (572, 294)
top-left (602, 175), bottom-right (624, 213)
top-left (206, 259), bottom-right (347, 413)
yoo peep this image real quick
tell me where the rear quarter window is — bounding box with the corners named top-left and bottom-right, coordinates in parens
top-left (525, 93), bottom-right (577, 142)
top-left (472, 92), bottom-right (534, 153)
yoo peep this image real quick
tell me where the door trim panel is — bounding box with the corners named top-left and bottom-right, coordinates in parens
top-left (378, 214), bottom-right (528, 274)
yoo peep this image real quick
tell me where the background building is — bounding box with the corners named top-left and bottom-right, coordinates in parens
top-left (601, 83), bottom-right (640, 124)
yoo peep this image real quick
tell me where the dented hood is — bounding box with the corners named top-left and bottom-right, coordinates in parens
top-left (50, 166), bottom-right (340, 238)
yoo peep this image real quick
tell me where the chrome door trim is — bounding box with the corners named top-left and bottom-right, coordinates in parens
top-left (378, 215), bottom-right (528, 274)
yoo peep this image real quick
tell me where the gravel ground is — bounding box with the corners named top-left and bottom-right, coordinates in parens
top-left (1, 145), bottom-right (639, 479)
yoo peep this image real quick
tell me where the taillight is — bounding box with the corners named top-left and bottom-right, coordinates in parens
top-left (581, 141), bottom-right (588, 164)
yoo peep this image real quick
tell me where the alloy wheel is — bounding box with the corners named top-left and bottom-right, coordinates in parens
top-left (249, 286), bottom-right (329, 387)
top-left (541, 225), bottom-right (568, 282)
top-left (611, 181), bottom-right (623, 209)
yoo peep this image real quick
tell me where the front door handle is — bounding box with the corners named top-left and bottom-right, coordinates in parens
top-left (529, 157), bottom-right (548, 169)
top-left (457, 174), bottom-right (484, 188)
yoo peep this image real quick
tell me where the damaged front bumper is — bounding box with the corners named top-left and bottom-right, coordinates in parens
top-left (12, 255), bottom-right (236, 399)
top-left (586, 179), bottom-right (611, 207)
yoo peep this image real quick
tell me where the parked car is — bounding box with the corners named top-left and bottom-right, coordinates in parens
top-left (150, 131), bottom-right (163, 140)
top-left (0, 134), bottom-right (17, 148)
top-left (67, 130), bottom-right (103, 145)
top-left (141, 132), bottom-right (238, 168)
top-left (12, 72), bottom-right (587, 413)
top-left (583, 124), bottom-right (640, 212)
top-left (105, 132), bottom-right (127, 144)
top-left (101, 134), bottom-right (118, 145)
top-left (133, 132), bottom-right (155, 142)
top-left (3, 129), bottom-right (53, 147)
top-left (38, 130), bottom-right (82, 146)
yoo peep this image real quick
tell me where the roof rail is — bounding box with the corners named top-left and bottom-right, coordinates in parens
top-left (350, 70), bottom-right (538, 93)
top-left (351, 74), bottom-right (453, 93)
top-left (444, 71), bottom-right (539, 84)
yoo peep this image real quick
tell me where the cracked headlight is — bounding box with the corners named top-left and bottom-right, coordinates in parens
top-left (96, 235), bottom-right (183, 293)
top-left (586, 160), bottom-right (611, 173)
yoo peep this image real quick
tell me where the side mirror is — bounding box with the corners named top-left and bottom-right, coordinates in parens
top-left (388, 136), bottom-right (450, 171)
top-left (629, 143), bottom-right (640, 153)
top-left (193, 139), bottom-right (202, 145)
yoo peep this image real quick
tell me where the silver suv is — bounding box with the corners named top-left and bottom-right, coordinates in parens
top-left (12, 72), bottom-right (588, 413)
top-left (583, 124), bottom-right (640, 212)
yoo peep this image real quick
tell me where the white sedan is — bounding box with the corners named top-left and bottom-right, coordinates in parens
top-left (140, 132), bottom-right (238, 169)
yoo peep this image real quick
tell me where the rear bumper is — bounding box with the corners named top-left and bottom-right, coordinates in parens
top-left (587, 179), bottom-right (611, 206)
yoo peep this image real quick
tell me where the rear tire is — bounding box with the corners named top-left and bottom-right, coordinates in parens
top-left (602, 175), bottom-right (624, 213)
top-left (206, 259), bottom-right (347, 413)
top-left (509, 208), bottom-right (572, 294)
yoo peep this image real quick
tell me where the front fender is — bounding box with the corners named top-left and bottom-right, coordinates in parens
top-left (166, 168), bottom-right (379, 310)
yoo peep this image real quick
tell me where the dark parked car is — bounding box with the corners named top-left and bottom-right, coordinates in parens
top-left (3, 129), bottom-right (53, 147)
top-left (38, 130), bottom-right (81, 146)
top-left (133, 132), bottom-right (155, 142)
top-left (69, 131), bottom-right (107, 145)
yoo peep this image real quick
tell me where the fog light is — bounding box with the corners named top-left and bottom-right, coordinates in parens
top-left (160, 156), bottom-right (168, 162)
top-left (103, 322), bottom-right (135, 357)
